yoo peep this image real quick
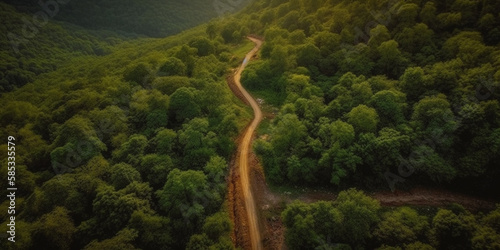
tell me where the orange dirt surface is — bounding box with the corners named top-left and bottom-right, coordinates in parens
top-left (227, 37), bottom-right (264, 250)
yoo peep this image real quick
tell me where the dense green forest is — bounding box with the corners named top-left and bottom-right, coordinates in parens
top-left (2, 0), bottom-right (500, 249)
top-left (0, 2), bottom-right (258, 248)
top-left (234, 0), bottom-right (500, 193)
top-left (0, 2), bottom-right (133, 92)
top-left (229, 0), bottom-right (500, 247)
top-left (3, 0), bottom-right (250, 37)
top-left (282, 189), bottom-right (500, 249)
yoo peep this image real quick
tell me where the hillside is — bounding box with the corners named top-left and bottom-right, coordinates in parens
top-left (3, 0), bottom-right (251, 37)
top-left (0, 2), bottom-right (256, 249)
top-left (0, 2), bottom-right (133, 92)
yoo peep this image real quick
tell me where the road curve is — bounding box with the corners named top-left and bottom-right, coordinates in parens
top-left (234, 37), bottom-right (263, 250)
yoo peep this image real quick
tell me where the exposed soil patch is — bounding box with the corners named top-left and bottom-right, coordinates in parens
top-left (371, 186), bottom-right (496, 212)
top-left (227, 134), bottom-right (251, 250)
top-left (227, 73), bottom-right (250, 106)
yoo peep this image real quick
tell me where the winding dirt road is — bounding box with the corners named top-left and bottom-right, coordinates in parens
top-left (232, 37), bottom-right (263, 250)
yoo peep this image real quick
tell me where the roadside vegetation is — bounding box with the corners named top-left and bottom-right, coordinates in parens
top-left (283, 189), bottom-right (500, 249)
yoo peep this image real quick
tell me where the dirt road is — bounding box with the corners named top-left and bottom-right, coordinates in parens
top-left (232, 37), bottom-right (263, 250)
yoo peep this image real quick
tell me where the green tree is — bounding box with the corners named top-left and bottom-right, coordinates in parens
top-left (32, 207), bottom-right (76, 250)
top-left (139, 154), bottom-right (173, 189)
top-left (319, 143), bottom-right (361, 185)
top-left (271, 114), bottom-right (308, 156)
top-left (351, 81), bottom-right (373, 106)
top-left (334, 188), bottom-right (381, 247)
top-left (168, 87), bottom-right (201, 123)
top-left (376, 40), bottom-right (408, 78)
top-left (152, 76), bottom-right (191, 96)
top-left (318, 119), bottom-right (355, 148)
top-left (313, 31), bottom-right (341, 57)
top-left (296, 43), bottom-right (321, 67)
top-left (368, 25), bottom-right (391, 48)
top-left (370, 128), bottom-right (410, 175)
top-left (145, 109), bottom-right (168, 135)
top-left (153, 128), bottom-right (177, 154)
top-left (346, 105), bottom-right (379, 134)
top-left (334, 189), bottom-right (380, 246)
top-left (282, 201), bottom-right (319, 250)
top-left (92, 186), bottom-right (151, 237)
top-left (51, 116), bottom-right (107, 170)
top-left (186, 234), bottom-right (212, 250)
top-left (0, 164), bottom-right (35, 197)
top-left (408, 145), bottom-right (456, 182)
top-left (369, 90), bottom-right (406, 126)
top-left (88, 106), bottom-right (128, 150)
top-left (427, 59), bottom-right (462, 94)
top-left (174, 45), bottom-right (197, 76)
top-left (202, 211), bottom-right (232, 241)
top-left (204, 156), bottom-right (227, 195)
top-left (112, 134), bottom-right (148, 166)
top-left (156, 169), bottom-right (213, 227)
top-left (289, 30), bottom-right (306, 45)
top-left (221, 21), bottom-right (241, 43)
top-left (373, 207), bottom-right (429, 246)
top-left (482, 204), bottom-right (500, 232)
top-left (396, 3), bottom-right (420, 26)
top-left (24, 175), bottom-right (83, 218)
top-left (286, 74), bottom-right (311, 98)
top-left (159, 57), bottom-right (187, 77)
top-left (405, 241), bottom-right (434, 250)
top-left (84, 228), bottom-right (139, 250)
top-left (123, 63), bottom-right (151, 86)
top-left (472, 225), bottom-right (500, 250)
top-left (128, 211), bottom-right (174, 249)
top-left (280, 10), bottom-right (300, 31)
top-left (178, 118), bottom-right (217, 169)
top-left (420, 2), bottom-right (437, 27)
top-left (395, 23), bottom-right (435, 56)
top-left (411, 94), bottom-right (456, 133)
top-left (189, 37), bottom-right (215, 57)
top-left (431, 209), bottom-right (476, 249)
top-left (110, 163), bottom-right (141, 190)
top-left (270, 45), bottom-right (289, 73)
top-left (206, 22), bottom-right (217, 40)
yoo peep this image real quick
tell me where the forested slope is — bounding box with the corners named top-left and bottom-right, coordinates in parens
top-left (0, 4), bottom-right (256, 249)
top-left (0, 2), bottom-right (133, 92)
top-left (3, 0), bottom-right (251, 37)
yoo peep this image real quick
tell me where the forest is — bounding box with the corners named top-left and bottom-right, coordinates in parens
top-left (2, 0), bottom-right (250, 37)
top-left (238, 0), bottom-right (500, 193)
top-left (282, 189), bottom-right (500, 249)
top-left (235, 0), bottom-right (500, 248)
top-left (1, 0), bottom-right (500, 249)
top-left (0, 2), bottom-right (133, 92)
top-left (0, 2), bottom-right (256, 248)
